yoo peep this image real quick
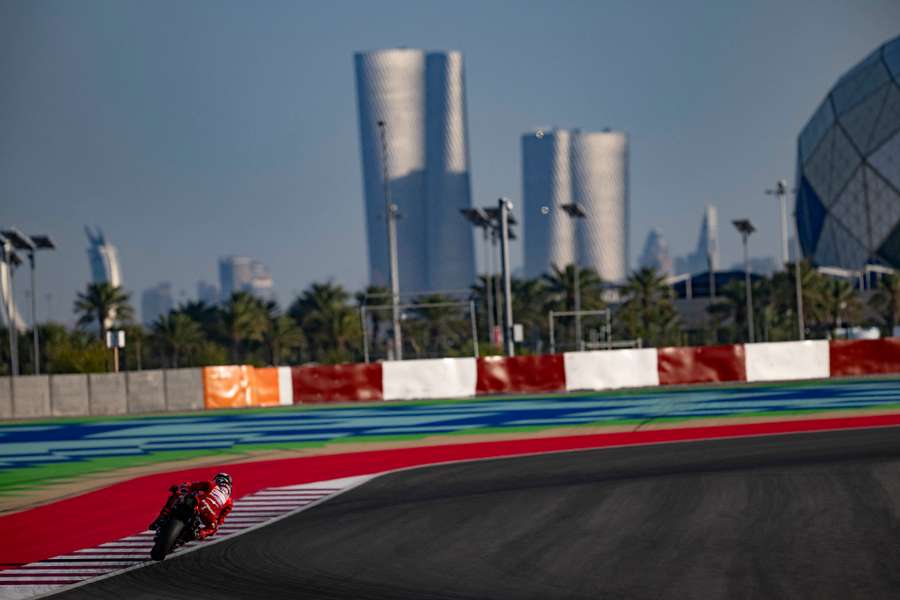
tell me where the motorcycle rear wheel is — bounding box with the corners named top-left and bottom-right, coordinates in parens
top-left (151, 519), bottom-right (185, 561)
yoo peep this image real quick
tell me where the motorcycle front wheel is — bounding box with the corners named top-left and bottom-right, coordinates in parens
top-left (150, 518), bottom-right (185, 561)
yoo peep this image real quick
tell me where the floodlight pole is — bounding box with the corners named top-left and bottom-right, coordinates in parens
top-left (742, 232), bottom-right (754, 343)
top-left (1, 239), bottom-right (18, 376)
top-left (767, 181), bottom-right (804, 340)
top-left (574, 262), bottom-right (582, 351)
top-left (378, 120), bottom-right (403, 360)
top-left (483, 226), bottom-right (495, 343)
top-left (490, 227), bottom-right (502, 341)
top-left (28, 252), bottom-right (39, 374)
top-left (498, 198), bottom-right (515, 356)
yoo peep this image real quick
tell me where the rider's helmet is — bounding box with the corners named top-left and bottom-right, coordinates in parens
top-left (214, 472), bottom-right (232, 488)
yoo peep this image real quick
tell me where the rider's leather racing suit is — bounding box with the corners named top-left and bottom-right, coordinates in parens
top-left (153, 480), bottom-right (234, 539)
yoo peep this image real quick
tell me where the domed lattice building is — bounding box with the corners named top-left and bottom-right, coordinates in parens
top-left (796, 35), bottom-right (900, 268)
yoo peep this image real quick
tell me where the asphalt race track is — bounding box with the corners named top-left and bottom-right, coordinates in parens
top-left (51, 427), bottom-right (900, 599)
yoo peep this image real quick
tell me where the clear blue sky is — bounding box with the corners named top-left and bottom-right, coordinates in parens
top-left (1, 0), bottom-right (898, 323)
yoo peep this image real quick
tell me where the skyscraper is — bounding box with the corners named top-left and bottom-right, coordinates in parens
top-left (355, 48), bottom-right (475, 293)
top-left (571, 130), bottom-right (629, 282)
top-left (523, 129), bottom-right (574, 278)
top-left (674, 206), bottom-right (719, 275)
top-left (85, 226), bottom-right (122, 287)
top-left (522, 129), bottom-right (629, 282)
top-left (218, 256), bottom-right (274, 302)
top-left (141, 282), bottom-right (174, 325)
top-left (197, 281), bottom-right (220, 306)
top-left (639, 229), bottom-right (673, 276)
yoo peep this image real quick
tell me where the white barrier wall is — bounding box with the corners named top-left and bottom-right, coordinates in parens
top-left (277, 367), bottom-right (293, 406)
top-left (745, 340), bottom-right (830, 382)
top-left (383, 358), bottom-right (477, 401)
top-left (564, 349), bottom-right (660, 391)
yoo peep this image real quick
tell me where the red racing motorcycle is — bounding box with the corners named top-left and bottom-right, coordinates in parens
top-left (150, 488), bottom-right (203, 560)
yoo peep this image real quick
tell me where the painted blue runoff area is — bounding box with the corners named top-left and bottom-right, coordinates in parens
top-left (1, 379), bottom-right (899, 470)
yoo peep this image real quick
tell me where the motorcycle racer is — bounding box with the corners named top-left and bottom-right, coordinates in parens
top-left (150, 472), bottom-right (234, 540)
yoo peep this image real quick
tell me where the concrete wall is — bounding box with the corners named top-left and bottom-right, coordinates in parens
top-left (12, 375), bottom-right (51, 419)
top-left (165, 369), bottom-right (204, 412)
top-left (88, 373), bottom-right (127, 416)
top-left (50, 374), bottom-right (89, 417)
top-left (0, 369), bottom-right (208, 420)
top-left (0, 377), bottom-right (11, 419)
top-left (126, 370), bottom-right (165, 414)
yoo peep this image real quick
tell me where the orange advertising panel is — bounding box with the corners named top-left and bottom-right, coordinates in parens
top-left (253, 367), bottom-right (281, 407)
top-left (203, 365), bottom-right (282, 409)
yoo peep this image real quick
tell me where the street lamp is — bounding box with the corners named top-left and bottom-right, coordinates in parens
top-left (0, 235), bottom-right (23, 376)
top-left (560, 203), bottom-right (588, 350)
top-left (766, 181), bottom-right (804, 340)
top-left (732, 219), bottom-right (756, 343)
top-left (484, 206), bottom-right (518, 345)
top-left (2, 228), bottom-right (55, 374)
top-left (377, 120), bottom-right (403, 360)
top-left (460, 208), bottom-right (496, 344)
top-left (497, 198), bottom-right (516, 356)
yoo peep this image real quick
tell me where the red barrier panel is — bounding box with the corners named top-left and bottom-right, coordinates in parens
top-left (657, 344), bottom-right (746, 385)
top-left (476, 354), bottom-right (566, 395)
top-left (292, 363), bottom-right (383, 403)
top-left (830, 338), bottom-right (900, 376)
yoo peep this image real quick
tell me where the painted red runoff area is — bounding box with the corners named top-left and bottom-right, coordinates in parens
top-left (476, 355), bottom-right (566, 395)
top-left (5, 413), bottom-right (900, 568)
top-left (829, 339), bottom-right (900, 377)
top-left (292, 363), bottom-right (383, 403)
top-left (657, 344), bottom-right (746, 385)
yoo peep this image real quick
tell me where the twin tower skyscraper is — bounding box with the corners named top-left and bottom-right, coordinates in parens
top-left (355, 48), bottom-right (629, 293)
top-left (355, 48), bottom-right (475, 293)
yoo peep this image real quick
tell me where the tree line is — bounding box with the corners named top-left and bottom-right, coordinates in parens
top-left (1, 261), bottom-right (898, 375)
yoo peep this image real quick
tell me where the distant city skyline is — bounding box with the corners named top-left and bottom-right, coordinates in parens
top-left (141, 281), bottom-right (173, 325)
top-left (2, 2), bottom-right (898, 322)
top-left (218, 256), bottom-right (274, 303)
top-left (639, 229), bottom-right (673, 276)
top-left (673, 206), bottom-right (719, 276)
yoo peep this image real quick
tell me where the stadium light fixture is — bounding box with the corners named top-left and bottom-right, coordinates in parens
top-left (0, 234), bottom-right (22, 376)
top-left (1, 228), bottom-right (56, 374)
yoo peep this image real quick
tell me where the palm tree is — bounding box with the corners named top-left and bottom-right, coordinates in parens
top-left (73, 283), bottom-right (134, 341)
top-left (869, 273), bottom-right (900, 336)
top-left (409, 294), bottom-right (469, 358)
top-left (619, 267), bottom-right (680, 347)
top-left (289, 282), bottom-right (360, 363)
top-left (151, 312), bottom-right (204, 368)
top-left (221, 292), bottom-right (268, 362)
top-left (542, 264), bottom-right (604, 312)
top-left (265, 312), bottom-right (305, 365)
top-left (177, 300), bottom-right (221, 340)
top-left (542, 264), bottom-right (604, 350)
top-left (356, 285), bottom-right (390, 358)
top-left (510, 277), bottom-right (551, 352)
top-left (822, 278), bottom-right (862, 334)
top-left (768, 260), bottom-right (829, 339)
